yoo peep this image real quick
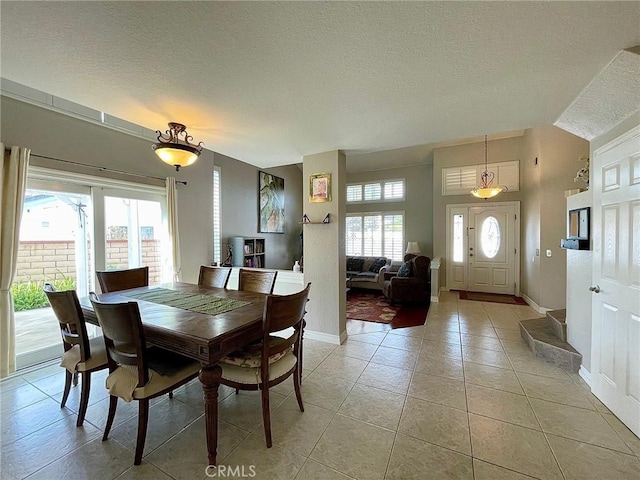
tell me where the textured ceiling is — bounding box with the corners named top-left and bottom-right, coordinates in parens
top-left (1, 2), bottom-right (639, 170)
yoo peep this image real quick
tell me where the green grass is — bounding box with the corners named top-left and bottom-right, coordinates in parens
top-left (11, 277), bottom-right (76, 311)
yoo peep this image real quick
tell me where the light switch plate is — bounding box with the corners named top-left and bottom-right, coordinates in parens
top-left (546, 249), bottom-right (552, 257)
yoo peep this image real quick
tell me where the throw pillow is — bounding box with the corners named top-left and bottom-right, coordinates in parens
top-left (347, 257), bottom-right (364, 272)
top-left (369, 257), bottom-right (387, 273)
top-left (396, 260), bottom-right (413, 277)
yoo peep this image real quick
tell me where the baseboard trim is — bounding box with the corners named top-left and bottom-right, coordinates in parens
top-left (305, 329), bottom-right (344, 345)
top-left (579, 366), bottom-right (592, 386)
top-left (520, 293), bottom-right (551, 314)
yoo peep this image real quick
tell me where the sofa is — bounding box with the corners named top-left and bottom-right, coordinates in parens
top-left (346, 256), bottom-right (391, 291)
top-left (381, 254), bottom-right (431, 304)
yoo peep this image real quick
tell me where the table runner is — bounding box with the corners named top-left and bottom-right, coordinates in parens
top-left (124, 288), bottom-right (251, 316)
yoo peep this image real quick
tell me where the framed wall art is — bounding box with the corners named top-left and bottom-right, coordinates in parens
top-left (258, 171), bottom-right (285, 233)
top-left (309, 172), bottom-right (331, 203)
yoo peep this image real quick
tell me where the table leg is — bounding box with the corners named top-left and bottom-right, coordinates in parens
top-left (199, 364), bottom-right (222, 466)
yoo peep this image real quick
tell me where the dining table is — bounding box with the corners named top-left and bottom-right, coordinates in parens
top-left (79, 282), bottom-right (268, 466)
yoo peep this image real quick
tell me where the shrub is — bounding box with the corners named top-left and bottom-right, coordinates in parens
top-left (11, 276), bottom-right (76, 312)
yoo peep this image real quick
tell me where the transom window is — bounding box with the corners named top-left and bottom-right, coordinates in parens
top-left (347, 179), bottom-right (405, 203)
top-left (346, 212), bottom-right (404, 261)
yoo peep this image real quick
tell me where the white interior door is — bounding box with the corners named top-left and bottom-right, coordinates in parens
top-left (446, 202), bottom-right (519, 295)
top-left (591, 126), bottom-right (640, 437)
top-left (468, 204), bottom-right (517, 294)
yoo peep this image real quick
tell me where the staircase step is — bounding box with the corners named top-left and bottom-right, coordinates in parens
top-left (519, 318), bottom-right (582, 373)
top-left (546, 309), bottom-right (567, 342)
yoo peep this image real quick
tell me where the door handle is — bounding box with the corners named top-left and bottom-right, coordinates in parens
top-left (589, 285), bottom-right (601, 293)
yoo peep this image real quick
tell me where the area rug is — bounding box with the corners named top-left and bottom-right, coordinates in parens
top-left (346, 291), bottom-right (429, 327)
top-left (457, 290), bottom-right (527, 305)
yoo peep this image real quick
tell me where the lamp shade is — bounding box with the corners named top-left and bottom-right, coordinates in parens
top-left (405, 241), bottom-right (421, 254)
top-left (152, 122), bottom-right (203, 171)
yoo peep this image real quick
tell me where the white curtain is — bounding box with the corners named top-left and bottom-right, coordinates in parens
top-left (0, 144), bottom-right (30, 378)
top-left (166, 177), bottom-right (181, 282)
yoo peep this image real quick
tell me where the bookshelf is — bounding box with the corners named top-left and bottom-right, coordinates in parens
top-left (231, 237), bottom-right (265, 268)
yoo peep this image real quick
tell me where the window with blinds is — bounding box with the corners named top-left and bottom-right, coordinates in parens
top-left (346, 212), bottom-right (404, 261)
top-left (213, 166), bottom-right (221, 264)
top-left (442, 161), bottom-right (519, 196)
top-left (347, 179), bottom-right (405, 203)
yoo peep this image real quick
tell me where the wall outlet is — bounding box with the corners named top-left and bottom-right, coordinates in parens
top-left (546, 249), bottom-right (552, 257)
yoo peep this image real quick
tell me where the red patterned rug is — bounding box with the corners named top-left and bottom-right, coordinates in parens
top-left (346, 291), bottom-right (429, 327)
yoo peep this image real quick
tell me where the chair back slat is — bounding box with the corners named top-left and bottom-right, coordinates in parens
top-left (198, 266), bottom-right (232, 288)
top-left (263, 283), bottom-right (310, 349)
top-left (238, 269), bottom-right (277, 294)
top-left (89, 294), bottom-right (148, 386)
top-left (96, 266), bottom-right (149, 293)
top-left (44, 283), bottom-right (91, 358)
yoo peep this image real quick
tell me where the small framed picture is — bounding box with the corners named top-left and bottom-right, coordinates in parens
top-left (309, 173), bottom-right (331, 203)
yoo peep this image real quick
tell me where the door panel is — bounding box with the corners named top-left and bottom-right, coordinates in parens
top-left (468, 206), bottom-right (516, 294)
top-left (591, 126), bottom-right (640, 437)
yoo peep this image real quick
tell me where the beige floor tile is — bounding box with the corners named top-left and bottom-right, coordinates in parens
top-left (462, 345), bottom-right (512, 369)
top-left (27, 369), bottom-right (70, 396)
top-left (386, 434), bottom-right (473, 480)
top-left (313, 352), bottom-right (370, 382)
top-left (0, 414), bottom-right (101, 479)
top-left (347, 331), bottom-right (388, 346)
top-left (422, 329), bottom-right (462, 344)
top-left (303, 348), bottom-right (334, 371)
top-left (357, 363), bottom-right (412, 394)
top-left (19, 362), bottom-right (61, 382)
top-left (458, 324), bottom-right (498, 338)
top-left (338, 383), bottom-right (405, 431)
top-left (466, 384), bottom-right (540, 430)
top-left (424, 319), bottom-right (460, 333)
top-left (305, 339), bottom-right (339, 354)
top-left (109, 396), bottom-right (206, 456)
top-left (0, 382), bottom-right (49, 415)
top-left (463, 362), bottom-right (524, 394)
top-left (495, 328), bottom-right (525, 342)
top-left (115, 462), bottom-right (176, 480)
top-left (346, 319), bottom-right (391, 335)
top-left (421, 339), bottom-right (463, 359)
top-left (547, 434), bottom-right (640, 480)
top-left (500, 340), bottom-right (533, 356)
top-left (585, 391), bottom-right (612, 414)
top-left (472, 459), bottom-right (537, 480)
top-left (517, 372), bottom-right (595, 410)
top-left (388, 325), bottom-right (425, 337)
top-left (145, 417), bottom-right (249, 479)
top-left (414, 351), bottom-right (464, 381)
top-left (262, 397), bottom-right (335, 457)
top-left (603, 413), bottom-right (640, 457)
top-left (26, 436), bottom-right (134, 480)
top-left (370, 345), bottom-right (418, 370)
top-left (380, 333), bottom-right (423, 352)
top-left (489, 317), bottom-right (523, 331)
top-left (0, 396), bottom-right (73, 446)
top-left (222, 432), bottom-right (306, 480)
top-left (332, 339), bottom-right (379, 361)
top-left (408, 372), bottom-right (467, 410)
top-left (0, 374), bottom-right (29, 393)
top-left (310, 414), bottom-right (395, 480)
top-left (51, 378), bottom-right (113, 413)
top-left (299, 371), bottom-right (355, 411)
top-left (83, 395), bottom-right (141, 433)
top-left (293, 459), bottom-right (352, 479)
top-left (529, 398), bottom-right (631, 453)
top-left (461, 334), bottom-right (504, 352)
top-left (398, 397), bottom-right (471, 455)
top-left (469, 414), bottom-right (563, 480)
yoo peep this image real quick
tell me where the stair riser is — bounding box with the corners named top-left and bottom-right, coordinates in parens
top-left (519, 323), bottom-right (582, 373)
top-left (546, 314), bottom-right (567, 342)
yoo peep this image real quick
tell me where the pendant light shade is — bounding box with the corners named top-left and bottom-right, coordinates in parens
top-left (471, 135), bottom-right (506, 199)
top-left (153, 122), bottom-right (203, 171)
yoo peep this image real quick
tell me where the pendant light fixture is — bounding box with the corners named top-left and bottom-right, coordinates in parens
top-left (152, 122), bottom-right (203, 171)
top-left (471, 135), bottom-right (507, 199)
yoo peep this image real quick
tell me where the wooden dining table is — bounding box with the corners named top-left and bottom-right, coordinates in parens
top-left (79, 282), bottom-right (268, 466)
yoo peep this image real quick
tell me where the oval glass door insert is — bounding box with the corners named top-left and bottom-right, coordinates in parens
top-left (481, 216), bottom-right (501, 258)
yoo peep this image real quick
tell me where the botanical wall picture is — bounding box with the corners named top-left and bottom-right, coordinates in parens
top-left (259, 171), bottom-right (285, 233)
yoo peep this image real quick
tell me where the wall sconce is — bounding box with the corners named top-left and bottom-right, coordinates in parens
top-left (152, 122), bottom-right (203, 171)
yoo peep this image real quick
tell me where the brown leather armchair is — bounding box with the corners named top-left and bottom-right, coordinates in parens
top-left (382, 254), bottom-right (431, 305)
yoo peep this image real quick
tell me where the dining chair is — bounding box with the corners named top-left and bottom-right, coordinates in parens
top-left (198, 265), bottom-right (232, 288)
top-left (96, 266), bottom-right (149, 293)
top-left (43, 284), bottom-right (108, 427)
top-left (219, 283), bottom-right (311, 447)
top-left (89, 293), bottom-right (201, 465)
top-left (238, 268), bottom-right (278, 294)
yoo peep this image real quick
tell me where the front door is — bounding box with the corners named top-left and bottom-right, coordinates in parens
top-left (468, 205), bottom-right (517, 294)
top-left (590, 126), bottom-right (640, 436)
top-left (446, 202), bottom-right (519, 295)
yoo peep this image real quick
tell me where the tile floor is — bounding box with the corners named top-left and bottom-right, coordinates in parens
top-left (1, 291), bottom-right (639, 479)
